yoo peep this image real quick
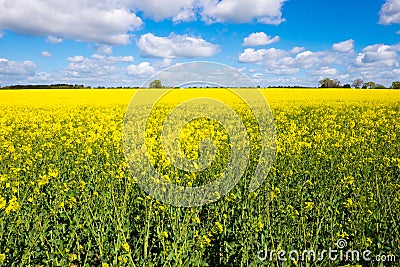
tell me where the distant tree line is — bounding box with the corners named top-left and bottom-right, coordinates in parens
top-left (267, 85), bottom-right (310, 88)
top-left (106, 86), bottom-right (140, 89)
top-left (319, 78), bottom-right (400, 89)
top-left (2, 79), bottom-right (400, 90)
top-left (0, 84), bottom-right (90, 89)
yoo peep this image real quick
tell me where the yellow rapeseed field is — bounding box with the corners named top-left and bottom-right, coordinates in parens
top-left (0, 89), bottom-right (399, 266)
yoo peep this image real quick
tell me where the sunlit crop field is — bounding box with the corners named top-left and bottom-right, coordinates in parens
top-left (0, 89), bottom-right (399, 266)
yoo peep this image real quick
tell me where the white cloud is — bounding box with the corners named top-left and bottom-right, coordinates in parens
top-left (0, 58), bottom-right (36, 76)
top-left (59, 54), bottom-right (160, 86)
top-left (41, 51), bottom-right (52, 58)
top-left (108, 56), bottom-right (134, 63)
top-left (239, 45), bottom-right (352, 85)
top-left (238, 42), bottom-right (400, 87)
top-left (355, 44), bottom-right (399, 67)
top-left (155, 58), bottom-right (174, 69)
top-left (128, 0), bottom-right (196, 22)
top-left (127, 62), bottom-right (156, 76)
top-left (68, 55), bottom-right (85, 63)
top-left (332, 39), bottom-right (354, 52)
top-left (0, 0), bottom-right (143, 45)
top-left (290, 47), bottom-right (305, 54)
top-left (27, 72), bottom-right (53, 83)
top-left (139, 61), bottom-right (257, 88)
top-left (65, 57), bottom-right (116, 78)
top-left (138, 33), bottom-right (219, 58)
top-left (63, 54), bottom-right (137, 81)
top-left (96, 45), bottom-right (113, 55)
top-left (85, 54), bottom-right (134, 63)
top-left (265, 67), bottom-right (299, 75)
top-left (294, 51), bottom-right (320, 68)
top-left (242, 32), bottom-right (279, 46)
top-left (46, 36), bottom-right (62, 44)
top-left (128, 0), bottom-right (286, 24)
top-left (0, 0), bottom-right (287, 47)
top-left (312, 67), bottom-right (338, 77)
top-left (0, 32), bottom-right (3, 39)
top-left (379, 0), bottom-right (400, 24)
top-left (201, 0), bottom-right (286, 24)
top-left (238, 48), bottom-right (267, 63)
top-left (173, 8), bottom-right (196, 22)
top-left (238, 47), bottom-right (294, 63)
top-left (264, 48), bottom-right (294, 59)
top-left (252, 73), bottom-right (264, 83)
top-left (92, 54), bottom-right (105, 60)
top-left (348, 44), bottom-right (400, 86)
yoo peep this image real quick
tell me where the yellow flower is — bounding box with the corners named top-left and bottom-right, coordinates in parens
top-left (37, 175), bottom-right (50, 186)
top-left (79, 180), bottom-right (86, 189)
top-left (255, 221), bottom-right (264, 232)
top-left (0, 197), bottom-right (6, 210)
top-left (365, 237), bottom-right (372, 247)
top-left (337, 231), bottom-right (349, 239)
top-left (192, 217), bottom-right (200, 224)
top-left (122, 242), bottom-right (130, 252)
top-left (0, 253), bottom-right (5, 262)
top-left (200, 235), bottom-right (211, 248)
top-left (48, 169), bottom-right (59, 178)
top-left (69, 197), bottom-right (77, 208)
top-left (304, 201), bottom-right (314, 212)
top-left (161, 231), bottom-right (169, 238)
top-left (272, 186), bottom-right (280, 194)
top-left (248, 191), bottom-right (258, 199)
top-left (214, 221), bottom-right (223, 233)
top-left (5, 196), bottom-right (20, 214)
top-left (343, 198), bottom-right (354, 208)
top-left (0, 174), bottom-right (7, 183)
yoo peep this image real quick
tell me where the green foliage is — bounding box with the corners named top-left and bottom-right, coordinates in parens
top-left (1, 84), bottom-right (88, 89)
top-left (318, 78), bottom-right (341, 88)
top-left (342, 83), bottom-right (351, 88)
top-left (374, 84), bottom-right (386, 89)
top-left (352, 78), bottom-right (363, 88)
top-left (392, 81), bottom-right (400, 89)
top-left (363, 81), bottom-right (376, 89)
top-left (149, 80), bottom-right (163, 88)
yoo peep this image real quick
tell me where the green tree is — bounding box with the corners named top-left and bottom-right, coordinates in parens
top-left (375, 84), bottom-right (386, 89)
top-left (363, 81), bottom-right (376, 89)
top-left (319, 78), bottom-right (341, 88)
top-left (149, 80), bottom-right (163, 88)
top-left (352, 78), bottom-right (363, 88)
top-left (391, 81), bottom-right (400, 89)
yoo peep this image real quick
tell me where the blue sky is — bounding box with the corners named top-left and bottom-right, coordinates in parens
top-left (0, 0), bottom-right (399, 87)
